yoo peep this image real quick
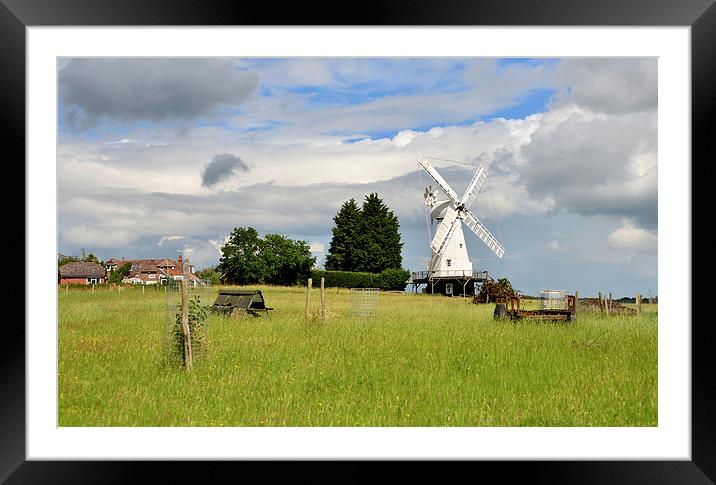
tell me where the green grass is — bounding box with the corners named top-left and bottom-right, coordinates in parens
top-left (58, 285), bottom-right (657, 426)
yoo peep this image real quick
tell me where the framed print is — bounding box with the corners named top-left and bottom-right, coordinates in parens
top-left (3, 0), bottom-right (714, 481)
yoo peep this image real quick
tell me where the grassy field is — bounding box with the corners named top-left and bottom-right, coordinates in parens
top-left (58, 285), bottom-right (657, 426)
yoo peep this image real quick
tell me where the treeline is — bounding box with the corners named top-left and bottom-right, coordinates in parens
top-left (58, 249), bottom-right (102, 267)
top-left (215, 193), bottom-right (410, 291)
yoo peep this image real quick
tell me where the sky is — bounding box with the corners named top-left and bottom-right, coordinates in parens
top-left (57, 57), bottom-right (657, 297)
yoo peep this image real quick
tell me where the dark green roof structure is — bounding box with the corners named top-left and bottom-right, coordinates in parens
top-left (211, 289), bottom-right (273, 318)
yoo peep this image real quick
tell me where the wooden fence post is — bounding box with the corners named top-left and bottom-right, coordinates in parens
top-left (92, 284), bottom-right (95, 294)
top-left (142, 285), bottom-right (145, 295)
top-left (575, 291), bottom-right (579, 314)
top-left (320, 277), bottom-right (326, 323)
top-left (636, 292), bottom-right (642, 314)
top-left (66, 284), bottom-right (68, 294)
top-left (181, 257), bottom-right (193, 372)
top-left (305, 278), bottom-right (313, 319)
top-left (598, 292), bottom-right (604, 315)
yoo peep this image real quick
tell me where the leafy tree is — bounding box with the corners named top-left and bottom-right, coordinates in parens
top-left (58, 253), bottom-right (79, 267)
top-left (326, 193), bottom-right (404, 273)
top-left (217, 227), bottom-right (265, 284)
top-left (196, 266), bottom-right (222, 285)
top-left (107, 262), bottom-right (132, 284)
top-left (83, 252), bottom-right (103, 265)
top-left (260, 233), bottom-right (315, 286)
top-left (58, 251), bottom-right (103, 267)
top-left (217, 227), bottom-right (316, 285)
top-left (325, 198), bottom-right (361, 271)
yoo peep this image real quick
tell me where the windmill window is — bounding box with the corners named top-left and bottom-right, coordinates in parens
top-left (446, 259), bottom-right (452, 267)
top-left (459, 243), bottom-right (463, 248)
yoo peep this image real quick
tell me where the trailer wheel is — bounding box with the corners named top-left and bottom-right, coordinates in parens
top-left (494, 303), bottom-right (506, 319)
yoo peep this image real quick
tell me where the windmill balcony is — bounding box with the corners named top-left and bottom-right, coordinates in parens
top-left (411, 270), bottom-right (491, 281)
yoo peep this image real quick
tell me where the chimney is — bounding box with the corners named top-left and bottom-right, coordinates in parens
top-left (177, 254), bottom-right (183, 270)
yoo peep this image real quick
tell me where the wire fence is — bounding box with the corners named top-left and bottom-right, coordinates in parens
top-left (162, 281), bottom-right (214, 366)
top-left (348, 288), bottom-right (379, 320)
top-left (539, 290), bottom-right (567, 310)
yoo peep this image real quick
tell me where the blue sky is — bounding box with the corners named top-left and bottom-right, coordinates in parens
top-left (57, 57), bottom-right (658, 296)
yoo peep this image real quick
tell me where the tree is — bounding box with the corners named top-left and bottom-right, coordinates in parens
top-left (217, 227), bottom-right (316, 285)
top-left (325, 198), bottom-right (361, 271)
top-left (325, 193), bottom-right (404, 273)
top-left (107, 262), bottom-right (131, 284)
top-left (196, 266), bottom-right (222, 285)
top-left (83, 252), bottom-right (103, 265)
top-left (260, 234), bottom-right (315, 286)
top-left (217, 227), bottom-right (265, 284)
top-left (355, 193), bottom-right (402, 273)
top-left (58, 253), bottom-right (79, 267)
top-left (58, 250), bottom-right (103, 267)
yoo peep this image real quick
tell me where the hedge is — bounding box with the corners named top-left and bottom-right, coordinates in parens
top-left (310, 268), bottom-right (410, 291)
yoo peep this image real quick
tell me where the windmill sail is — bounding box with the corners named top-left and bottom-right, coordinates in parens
top-left (430, 206), bottom-right (459, 256)
top-left (418, 157), bottom-right (459, 203)
top-left (460, 165), bottom-right (487, 209)
top-left (462, 209), bottom-right (505, 258)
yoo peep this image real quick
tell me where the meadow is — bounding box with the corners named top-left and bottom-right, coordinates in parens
top-left (58, 285), bottom-right (657, 426)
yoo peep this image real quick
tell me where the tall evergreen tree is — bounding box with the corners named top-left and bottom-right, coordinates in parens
top-left (355, 193), bottom-right (403, 272)
top-left (325, 193), bottom-right (403, 273)
top-left (325, 198), bottom-right (361, 271)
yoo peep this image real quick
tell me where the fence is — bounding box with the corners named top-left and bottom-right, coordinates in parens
top-left (540, 290), bottom-right (567, 310)
top-left (162, 281), bottom-right (213, 366)
top-left (348, 288), bottom-right (379, 320)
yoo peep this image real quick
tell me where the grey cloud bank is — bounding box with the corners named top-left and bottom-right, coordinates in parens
top-left (60, 58), bottom-right (258, 128)
top-left (201, 153), bottom-right (251, 188)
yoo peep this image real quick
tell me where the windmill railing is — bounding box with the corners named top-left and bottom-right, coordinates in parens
top-left (411, 270), bottom-right (491, 280)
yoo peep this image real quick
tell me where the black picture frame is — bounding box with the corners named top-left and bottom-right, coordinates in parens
top-left (3, 0), bottom-right (713, 482)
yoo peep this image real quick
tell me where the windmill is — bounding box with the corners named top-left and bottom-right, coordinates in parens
top-left (415, 156), bottom-right (505, 295)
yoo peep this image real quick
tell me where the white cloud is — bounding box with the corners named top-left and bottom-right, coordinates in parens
top-left (309, 242), bottom-right (325, 253)
top-left (157, 235), bottom-right (185, 246)
top-left (607, 219), bottom-right (657, 253)
top-left (209, 235), bottom-right (232, 255)
top-left (547, 240), bottom-right (563, 252)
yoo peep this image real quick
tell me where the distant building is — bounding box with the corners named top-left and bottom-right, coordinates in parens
top-left (106, 255), bottom-right (201, 286)
top-left (59, 261), bottom-right (106, 285)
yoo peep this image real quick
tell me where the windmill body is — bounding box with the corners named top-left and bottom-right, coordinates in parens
top-left (412, 156), bottom-right (505, 296)
top-left (425, 195), bottom-right (472, 275)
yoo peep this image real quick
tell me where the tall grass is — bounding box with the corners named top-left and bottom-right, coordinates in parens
top-left (58, 285), bottom-right (657, 426)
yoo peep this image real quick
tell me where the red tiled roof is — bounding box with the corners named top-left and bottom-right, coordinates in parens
top-left (59, 261), bottom-right (105, 278)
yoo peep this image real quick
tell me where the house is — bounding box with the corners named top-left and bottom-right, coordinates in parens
top-left (59, 261), bottom-right (106, 285)
top-left (106, 255), bottom-right (201, 286)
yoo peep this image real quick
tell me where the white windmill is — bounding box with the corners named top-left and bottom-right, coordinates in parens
top-left (416, 156), bottom-right (505, 295)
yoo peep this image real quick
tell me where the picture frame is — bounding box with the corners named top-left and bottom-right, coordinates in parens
top-left (3, 0), bottom-right (713, 481)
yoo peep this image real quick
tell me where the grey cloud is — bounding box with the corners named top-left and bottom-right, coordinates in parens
top-left (59, 58), bottom-right (258, 128)
top-left (201, 153), bottom-right (251, 188)
top-left (552, 58), bottom-right (657, 114)
top-left (519, 109), bottom-right (657, 227)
